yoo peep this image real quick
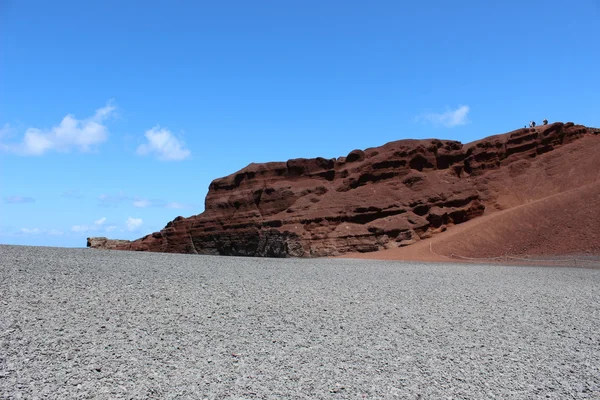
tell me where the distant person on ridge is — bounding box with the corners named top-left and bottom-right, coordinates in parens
top-left (543, 119), bottom-right (548, 125)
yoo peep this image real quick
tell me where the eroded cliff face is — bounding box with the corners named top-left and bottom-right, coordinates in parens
top-left (88, 122), bottom-right (598, 257)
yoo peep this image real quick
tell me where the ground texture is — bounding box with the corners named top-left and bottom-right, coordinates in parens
top-left (1, 245), bottom-right (599, 399)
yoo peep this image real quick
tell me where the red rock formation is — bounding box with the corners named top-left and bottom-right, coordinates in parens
top-left (86, 237), bottom-right (132, 250)
top-left (88, 122), bottom-right (599, 257)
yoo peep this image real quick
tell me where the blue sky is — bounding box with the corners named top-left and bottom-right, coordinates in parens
top-left (1, 1), bottom-right (599, 247)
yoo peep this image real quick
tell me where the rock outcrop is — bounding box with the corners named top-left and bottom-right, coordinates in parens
top-left (88, 122), bottom-right (599, 257)
top-left (86, 237), bottom-right (132, 250)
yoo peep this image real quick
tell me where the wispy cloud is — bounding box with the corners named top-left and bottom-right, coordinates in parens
top-left (4, 195), bottom-right (35, 204)
top-left (20, 228), bottom-right (42, 234)
top-left (71, 225), bottom-right (91, 233)
top-left (132, 198), bottom-right (193, 209)
top-left (71, 216), bottom-right (109, 233)
top-left (18, 227), bottom-right (62, 235)
top-left (165, 201), bottom-right (193, 209)
top-left (133, 199), bottom-right (152, 208)
top-left (137, 126), bottom-right (191, 161)
top-left (62, 190), bottom-right (84, 199)
top-left (98, 191), bottom-right (129, 207)
top-left (417, 105), bottom-right (470, 128)
top-left (0, 101), bottom-right (116, 155)
top-left (0, 123), bottom-right (12, 139)
top-left (100, 192), bottom-right (191, 210)
top-left (126, 217), bottom-right (143, 232)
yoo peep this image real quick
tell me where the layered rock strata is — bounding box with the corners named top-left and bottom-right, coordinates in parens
top-left (88, 122), bottom-right (598, 257)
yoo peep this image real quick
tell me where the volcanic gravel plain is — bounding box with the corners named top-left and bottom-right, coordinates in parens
top-left (1, 245), bottom-right (599, 399)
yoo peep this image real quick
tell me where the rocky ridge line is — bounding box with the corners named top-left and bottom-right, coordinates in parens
top-left (88, 122), bottom-right (599, 257)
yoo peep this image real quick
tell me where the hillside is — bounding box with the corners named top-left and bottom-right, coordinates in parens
top-left (88, 122), bottom-right (600, 260)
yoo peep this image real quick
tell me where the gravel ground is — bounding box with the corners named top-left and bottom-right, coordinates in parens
top-left (1, 245), bottom-right (599, 399)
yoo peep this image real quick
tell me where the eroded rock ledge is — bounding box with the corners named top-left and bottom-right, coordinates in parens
top-left (88, 122), bottom-right (599, 257)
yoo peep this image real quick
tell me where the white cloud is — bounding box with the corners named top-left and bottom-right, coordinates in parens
top-left (71, 225), bottom-right (91, 233)
top-left (4, 195), bottom-right (35, 204)
top-left (418, 105), bottom-right (470, 128)
top-left (133, 199), bottom-right (152, 208)
top-left (71, 217), bottom-right (107, 233)
top-left (137, 126), bottom-right (191, 161)
top-left (126, 217), bottom-right (143, 231)
top-left (105, 225), bottom-right (117, 232)
top-left (1, 102), bottom-right (116, 155)
top-left (20, 228), bottom-right (42, 234)
top-left (18, 227), bottom-right (62, 235)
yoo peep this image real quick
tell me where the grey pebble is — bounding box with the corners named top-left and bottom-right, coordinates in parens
top-left (1, 245), bottom-right (599, 399)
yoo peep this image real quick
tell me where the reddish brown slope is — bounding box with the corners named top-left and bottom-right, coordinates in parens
top-left (88, 122), bottom-right (600, 258)
top-left (433, 182), bottom-right (600, 258)
top-left (343, 181), bottom-right (600, 262)
top-left (342, 133), bottom-right (600, 261)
